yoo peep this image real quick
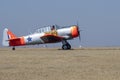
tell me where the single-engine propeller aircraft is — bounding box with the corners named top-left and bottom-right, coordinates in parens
top-left (2, 24), bottom-right (81, 50)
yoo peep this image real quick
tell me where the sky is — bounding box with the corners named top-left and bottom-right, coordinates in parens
top-left (0, 0), bottom-right (120, 47)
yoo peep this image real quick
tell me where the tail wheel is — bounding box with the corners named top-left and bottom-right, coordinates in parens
top-left (12, 47), bottom-right (15, 50)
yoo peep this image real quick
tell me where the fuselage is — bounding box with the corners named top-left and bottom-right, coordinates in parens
top-left (21, 26), bottom-right (79, 45)
top-left (3, 25), bottom-right (79, 47)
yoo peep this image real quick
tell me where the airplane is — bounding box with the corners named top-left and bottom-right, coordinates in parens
top-left (2, 24), bottom-right (81, 50)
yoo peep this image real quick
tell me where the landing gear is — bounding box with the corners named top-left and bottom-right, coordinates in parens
top-left (62, 40), bottom-right (71, 50)
top-left (12, 47), bottom-right (15, 50)
top-left (62, 44), bottom-right (71, 50)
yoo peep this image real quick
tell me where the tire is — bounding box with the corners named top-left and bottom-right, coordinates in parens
top-left (12, 47), bottom-right (15, 50)
top-left (62, 44), bottom-right (71, 50)
top-left (67, 44), bottom-right (71, 49)
top-left (62, 45), bottom-right (68, 50)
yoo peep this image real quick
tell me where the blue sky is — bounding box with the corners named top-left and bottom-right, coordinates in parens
top-left (0, 0), bottom-right (120, 47)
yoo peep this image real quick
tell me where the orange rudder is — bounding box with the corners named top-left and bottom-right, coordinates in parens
top-left (7, 30), bottom-right (17, 39)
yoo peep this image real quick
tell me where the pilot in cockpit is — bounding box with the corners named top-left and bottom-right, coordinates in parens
top-left (51, 25), bottom-right (55, 30)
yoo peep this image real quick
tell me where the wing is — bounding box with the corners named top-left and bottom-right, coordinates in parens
top-left (41, 34), bottom-right (64, 43)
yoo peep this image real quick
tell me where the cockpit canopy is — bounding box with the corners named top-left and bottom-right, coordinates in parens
top-left (34, 24), bottom-right (61, 33)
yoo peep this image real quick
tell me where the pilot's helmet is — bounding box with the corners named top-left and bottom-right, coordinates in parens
top-left (51, 25), bottom-right (55, 30)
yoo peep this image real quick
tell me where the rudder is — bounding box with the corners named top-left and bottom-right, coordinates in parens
top-left (2, 28), bottom-right (16, 46)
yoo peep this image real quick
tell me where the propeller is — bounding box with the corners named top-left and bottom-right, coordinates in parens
top-left (76, 21), bottom-right (82, 48)
top-left (76, 21), bottom-right (81, 42)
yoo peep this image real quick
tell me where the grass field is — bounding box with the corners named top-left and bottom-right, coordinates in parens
top-left (0, 48), bottom-right (120, 80)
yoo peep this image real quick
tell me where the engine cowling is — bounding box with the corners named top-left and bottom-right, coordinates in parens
top-left (71, 26), bottom-right (79, 38)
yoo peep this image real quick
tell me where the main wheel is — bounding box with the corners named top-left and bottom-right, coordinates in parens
top-left (67, 44), bottom-right (71, 49)
top-left (62, 45), bottom-right (68, 50)
top-left (62, 44), bottom-right (71, 50)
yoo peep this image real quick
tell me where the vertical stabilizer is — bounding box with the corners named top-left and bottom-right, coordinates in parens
top-left (2, 28), bottom-right (16, 46)
top-left (2, 28), bottom-right (9, 46)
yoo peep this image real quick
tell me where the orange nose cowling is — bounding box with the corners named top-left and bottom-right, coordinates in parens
top-left (71, 26), bottom-right (79, 38)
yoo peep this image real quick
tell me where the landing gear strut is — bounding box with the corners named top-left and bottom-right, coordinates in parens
top-left (12, 47), bottom-right (15, 50)
top-left (62, 40), bottom-right (71, 50)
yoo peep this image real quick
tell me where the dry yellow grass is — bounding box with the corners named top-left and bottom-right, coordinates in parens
top-left (0, 48), bottom-right (120, 80)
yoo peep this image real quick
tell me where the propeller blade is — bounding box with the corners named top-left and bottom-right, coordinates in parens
top-left (76, 21), bottom-right (84, 48)
top-left (76, 21), bottom-right (82, 48)
top-left (78, 30), bottom-right (81, 42)
top-left (76, 21), bottom-right (81, 42)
